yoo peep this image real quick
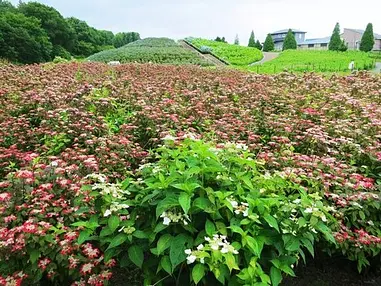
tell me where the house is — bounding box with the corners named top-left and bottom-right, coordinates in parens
top-left (298, 37), bottom-right (331, 50)
top-left (341, 28), bottom-right (381, 51)
top-left (270, 29), bottom-right (306, 51)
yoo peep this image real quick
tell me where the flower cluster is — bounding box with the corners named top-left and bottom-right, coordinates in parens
top-left (228, 197), bottom-right (249, 217)
top-left (160, 211), bottom-right (190, 226)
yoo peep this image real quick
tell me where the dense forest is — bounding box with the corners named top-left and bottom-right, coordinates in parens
top-left (0, 0), bottom-right (140, 63)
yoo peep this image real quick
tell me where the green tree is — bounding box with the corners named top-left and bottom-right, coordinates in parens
top-left (0, 12), bottom-right (52, 63)
top-left (221, 37), bottom-right (227, 43)
top-left (254, 40), bottom-right (262, 50)
top-left (214, 36), bottom-right (222, 42)
top-left (0, 0), bottom-right (16, 13)
top-left (234, 34), bottom-right (240, 45)
top-left (328, 23), bottom-right (342, 51)
top-left (18, 2), bottom-right (75, 55)
top-left (113, 32), bottom-right (141, 48)
top-left (248, 30), bottom-right (255, 47)
top-left (359, 23), bottom-right (375, 52)
top-left (263, 34), bottom-right (274, 52)
top-left (339, 39), bottom-right (348, 51)
top-left (282, 29), bottom-right (297, 50)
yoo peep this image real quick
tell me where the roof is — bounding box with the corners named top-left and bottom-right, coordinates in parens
top-left (344, 28), bottom-right (381, 40)
top-left (299, 37), bottom-right (331, 45)
top-left (271, 29), bottom-right (306, 35)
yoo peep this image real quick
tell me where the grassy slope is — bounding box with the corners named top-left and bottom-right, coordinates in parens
top-left (188, 38), bottom-right (263, 66)
top-left (87, 38), bottom-right (212, 66)
top-left (246, 50), bottom-right (375, 74)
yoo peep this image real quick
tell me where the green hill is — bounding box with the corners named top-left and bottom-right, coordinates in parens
top-left (87, 37), bottom-right (212, 66)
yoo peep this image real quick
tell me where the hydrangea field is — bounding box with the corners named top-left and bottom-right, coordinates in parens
top-left (0, 62), bottom-right (380, 285)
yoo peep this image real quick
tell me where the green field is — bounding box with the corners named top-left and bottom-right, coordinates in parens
top-left (187, 38), bottom-right (263, 66)
top-left (246, 50), bottom-right (375, 73)
top-left (87, 37), bottom-right (212, 66)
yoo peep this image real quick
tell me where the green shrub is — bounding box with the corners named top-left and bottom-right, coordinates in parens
top-left (199, 46), bottom-right (212, 54)
top-left (80, 138), bottom-right (336, 285)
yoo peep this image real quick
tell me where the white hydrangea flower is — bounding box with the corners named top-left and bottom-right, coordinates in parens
top-left (104, 209), bottom-right (112, 217)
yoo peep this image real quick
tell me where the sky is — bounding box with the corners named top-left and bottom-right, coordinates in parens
top-left (10, 0), bottom-right (381, 44)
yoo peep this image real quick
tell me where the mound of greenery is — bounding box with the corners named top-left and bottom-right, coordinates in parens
top-left (125, 37), bottom-right (179, 48)
top-left (87, 37), bottom-right (212, 66)
top-left (248, 50), bottom-right (375, 73)
top-left (188, 38), bottom-right (263, 66)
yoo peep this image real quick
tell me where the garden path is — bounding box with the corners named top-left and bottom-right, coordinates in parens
top-left (249, 52), bottom-right (279, 66)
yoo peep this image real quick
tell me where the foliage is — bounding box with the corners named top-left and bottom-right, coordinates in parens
top-left (338, 39), bottom-right (348, 52)
top-left (255, 40), bottom-right (263, 50)
top-left (248, 31), bottom-right (256, 47)
top-left (282, 29), bottom-right (297, 51)
top-left (199, 46), bottom-right (212, 54)
top-left (263, 34), bottom-right (275, 52)
top-left (88, 38), bottom-right (211, 66)
top-left (247, 50), bottom-right (374, 73)
top-left (113, 32), bottom-right (140, 48)
top-left (215, 36), bottom-right (227, 43)
top-left (66, 17), bottom-right (116, 58)
top-left (190, 38), bottom-right (263, 66)
top-left (0, 2), bottom-right (138, 63)
top-left (328, 23), bottom-right (342, 51)
top-left (18, 1), bottom-right (75, 54)
top-left (0, 63), bottom-right (380, 284)
top-left (81, 138), bottom-right (335, 285)
top-left (0, 11), bottom-right (52, 63)
top-left (359, 23), bottom-right (375, 52)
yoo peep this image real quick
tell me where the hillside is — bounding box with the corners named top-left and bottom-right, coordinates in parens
top-left (87, 37), bottom-right (213, 66)
top-left (187, 37), bottom-right (263, 66)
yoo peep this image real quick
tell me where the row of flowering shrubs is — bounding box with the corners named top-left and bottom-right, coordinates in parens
top-left (0, 62), bottom-right (380, 285)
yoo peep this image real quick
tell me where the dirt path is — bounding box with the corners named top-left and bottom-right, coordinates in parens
top-left (178, 40), bottom-right (227, 67)
top-left (249, 52), bottom-right (279, 66)
top-left (372, 62), bottom-right (381, 73)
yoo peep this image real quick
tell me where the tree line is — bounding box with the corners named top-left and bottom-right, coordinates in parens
top-left (0, 1), bottom-right (140, 64)
top-left (237, 23), bottom-right (376, 52)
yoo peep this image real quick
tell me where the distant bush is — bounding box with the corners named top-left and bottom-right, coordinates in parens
top-left (199, 46), bottom-right (212, 54)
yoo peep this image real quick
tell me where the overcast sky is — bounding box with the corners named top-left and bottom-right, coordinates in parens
top-left (10, 0), bottom-right (381, 44)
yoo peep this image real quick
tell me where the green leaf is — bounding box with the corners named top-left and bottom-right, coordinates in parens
top-left (242, 175), bottom-right (254, 190)
top-left (78, 230), bottom-right (91, 244)
top-left (300, 238), bottom-right (314, 257)
top-left (225, 253), bottom-right (239, 272)
top-left (100, 227), bottom-right (113, 237)
top-left (160, 256), bottom-right (172, 274)
top-left (128, 245), bottom-right (144, 268)
top-left (107, 233), bottom-right (128, 250)
top-left (156, 195), bottom-right (179, 218)
top-left (246, 236), bottom-right (260, 256)
top-left (192, 264), bottom-right (206, 284)
top-left (193, 197), bottom-right (213, 212)
top-left (264, 214), bottom-right (279, 232)
top-left (133, 230), bottom-right (149, 239)
top-left (30, 249), bottom-right (40, 264)
top-left (205, 220), bottom-right (216, 237)
top-left (179, 192), bottom-right (191, 214)
top-left (170, 234), bottom-right (189, 270)
top-left (108, 215), bottom-right (120, 233)
top-left (157, 234), bottom-right (173, 255)
top-left (270, 266), bottom-right (282, 286)
top-left (284, 237), bottom-right (300, 252)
